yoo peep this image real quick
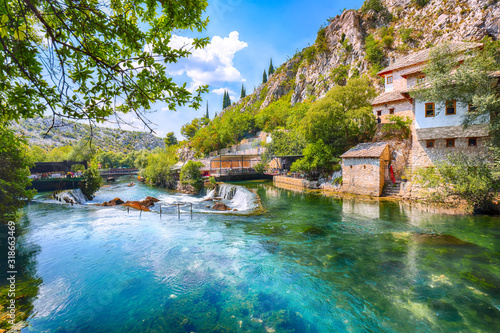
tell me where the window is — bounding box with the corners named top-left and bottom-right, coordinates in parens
top-left (468, 138), bottom-right (477, 146)
top-left (445, 100), bottom-right (456, 115)
top-left (468, 104), bottom-right (478, 112)
top-left (425, 103), bottom-right (435, 117)
top-left (389, 108), bottom-right (395, 115)
top-left (386, 76), bottom-right (393, 84)
top-left (417, 75), bottom-right (426, 84)
top-left (377, 110), bottom-right (382, 116)
top-left (426, 140), bottom-right (435, 148)
top-left (446, 139), bottom-right (455, 147)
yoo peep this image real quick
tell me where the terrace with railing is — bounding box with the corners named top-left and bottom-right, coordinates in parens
top-left (209, 137), bottom-right (267, 158)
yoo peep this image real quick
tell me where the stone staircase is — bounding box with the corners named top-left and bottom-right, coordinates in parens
top-left (382, 181), bottom-right (401, 197)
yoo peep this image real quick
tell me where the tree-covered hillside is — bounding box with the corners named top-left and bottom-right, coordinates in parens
top-left (12, 117), bottom-right (165, 152)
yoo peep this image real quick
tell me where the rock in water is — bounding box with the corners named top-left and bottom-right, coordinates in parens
top-left (122, 202), bottom-right (150, 211)
top-left (101, 198), bottom-right (124, 206)
top-left (212, 202), bottom-right (231, 211)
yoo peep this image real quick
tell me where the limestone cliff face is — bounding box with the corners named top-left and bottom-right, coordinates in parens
top-left (222, 0), bottom-right (500, 116)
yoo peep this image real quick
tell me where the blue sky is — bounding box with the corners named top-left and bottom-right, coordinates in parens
top-left (121, 0), bottom-right (365, 140)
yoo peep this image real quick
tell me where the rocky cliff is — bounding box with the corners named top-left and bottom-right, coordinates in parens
top-left (223, 0), bottom-right (500, 115)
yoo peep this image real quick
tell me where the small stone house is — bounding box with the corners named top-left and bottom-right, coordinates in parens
top-left (340, 142), bottom-right (390, 197)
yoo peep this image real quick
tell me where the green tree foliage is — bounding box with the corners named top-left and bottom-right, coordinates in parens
top-left (379, 26), bottom-right (394, 49)
top-left (381, 115), bottom-right (412, 139)
top-left (0, 0), bottom-right (209, 126)
top-left (411, 0), bottom-right (430, 8)
top-left (240, 84), bottom-right (246, 99)
top-left (361, 0), bottom-right (385, 12)
top-left (205, 102), bottom-right (210, 119)
top-left (139, 147), bottom-right (177, 188)
top-left (413, 154), bottom-right (498, 212)
top-left (164, 132), bottom-right (178, 147)
top-left (255, 92), bottom-right (311, 132)
top-left (400, 28), bottom-right (414, 44)
top-left (222, 90), bottom-right (231, 109)
top-left (0, 0), bottom-right (209, 127)
top-left (330, 65), bottom-right (350, 86)
top-left (411, 40), bottom-right (500, 143)
top-left (290, 140), bottom-right (340, 175)
top-left (262, 70), bottom-right (268, 84)
top-left (0, 125), bottom-right (35, 218)
top-left (190, 107), bottom-right (256, 155)
top-left (299, 77), bottom-right (377, 156)
top-left (315, 27), bottom-right (329, 54)
top-left (80, 159), bottom-right (102, 200)
top-left (268, 58), bottom-right (275, 76)
top-left (180, 160), bottom-right (204, 191)
top-left (364, 34), bottom-right (385, 72)
top-left (181, 118), bottom-right (202, 140)
top-left (254, 162), bottom-right (266, 174)
top-left (263, 130), bottom-right (307, 161)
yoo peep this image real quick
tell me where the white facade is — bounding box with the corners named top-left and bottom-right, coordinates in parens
top-left (415, 101), bottom-right (489, 129)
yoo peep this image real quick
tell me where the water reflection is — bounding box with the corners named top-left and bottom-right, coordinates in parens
top-left (0, 215), bottom-right (42, 332)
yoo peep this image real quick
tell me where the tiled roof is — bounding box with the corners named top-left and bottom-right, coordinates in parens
top-left (340, 142), bottom-right (388, 158)
top-left (371, 90), bottom-right (407, 105)
top-left (377, 42), bottom-right (482, 76)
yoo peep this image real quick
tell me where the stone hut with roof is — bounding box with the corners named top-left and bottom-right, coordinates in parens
top-left (340, 142), bottom-right (390, 197)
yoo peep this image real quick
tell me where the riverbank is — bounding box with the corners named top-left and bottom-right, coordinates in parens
top-left (272, 180), bottom-right (475, 215)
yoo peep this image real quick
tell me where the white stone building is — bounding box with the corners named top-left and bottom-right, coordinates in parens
top-left (372, 41), bottom-right (493, 169)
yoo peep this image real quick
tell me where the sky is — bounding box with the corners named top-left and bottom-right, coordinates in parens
top-left (113, 0), bottom-right (365, 140)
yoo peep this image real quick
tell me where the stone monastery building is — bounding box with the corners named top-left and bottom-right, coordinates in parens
top-left (341, 42), bottom-right (499, 197)
top-left (373, 41), bottom-right (492, 168)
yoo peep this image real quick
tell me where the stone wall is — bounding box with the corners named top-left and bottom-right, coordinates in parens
top-left (273, 176), bottom-right (319, 189)
top-left (412, 124), bottom-right (491, 168)
top-left (341, 157), bottom-right (383, 196)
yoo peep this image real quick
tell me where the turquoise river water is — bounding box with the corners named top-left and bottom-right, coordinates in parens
top-left (2, 178), bottom-right (500, 332)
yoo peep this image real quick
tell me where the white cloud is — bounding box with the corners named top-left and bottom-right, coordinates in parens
top-left (212, 87), bottom-right (236, 96)
top-left (166, 31), bottom-right (248, 90)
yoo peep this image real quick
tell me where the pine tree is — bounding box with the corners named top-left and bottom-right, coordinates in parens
top-left (268, 58), bottom-right (274, 76)
top-left (205, 101), bottom-right (209, 119)
top-left (262, 70), bottom-right (267, 84)
top-left (240, 84), bottom-right (246, 99)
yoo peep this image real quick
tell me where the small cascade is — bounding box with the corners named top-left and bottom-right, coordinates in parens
top-left (53, 188), bottom-right (88, 205)
top-left (204, 188), bottom-right (216, 199)
top-left (215, 184), bottom-right (257, 211)
top-left (218, 184), bottom-right (237, 200)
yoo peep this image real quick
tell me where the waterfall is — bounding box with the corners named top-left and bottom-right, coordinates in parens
top-left (53, 188), bottom-right (88, 204)
top-left (215, 184), bottom-right (258, 211)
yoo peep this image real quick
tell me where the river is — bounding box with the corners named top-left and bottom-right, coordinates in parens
top-left (2, 177), bottom-right (500, 332)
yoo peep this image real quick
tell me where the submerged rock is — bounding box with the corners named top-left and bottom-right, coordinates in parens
top-left (212, 202), bottom-right (231, 211)
top-left (302, 227), bottom-right (327, 237)
top-left (412, 233), bottom-right (475, 246)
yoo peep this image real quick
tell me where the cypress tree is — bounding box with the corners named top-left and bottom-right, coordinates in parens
top-left (240, 84), bottom-right (246, 98)
top-left (222, 90), bottom-right (231, 109)
top-left (262, 70), bottom-right (267, 84)
top-left (205, 101), bottom-right (209, 119)
top-left (268, 58), bottom-right (274, 75)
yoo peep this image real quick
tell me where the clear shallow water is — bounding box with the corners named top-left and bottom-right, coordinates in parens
top-left (5, 178), bottom-right (500, 332)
